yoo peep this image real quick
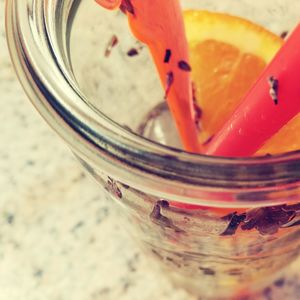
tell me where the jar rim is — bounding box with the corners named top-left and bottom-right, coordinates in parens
top-left (6, 0), bottom-right (300, 207)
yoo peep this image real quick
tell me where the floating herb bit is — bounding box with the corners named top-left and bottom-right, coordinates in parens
top-left (274, 278), bottom-right (285, 287)
top-left (127, 48), bottom-right (139, 56)
top-left (203, 135), bottom-right (214, 146)
top-left (104, 35), bottom-right (119, 57)
top-left (106, 176), bottom-right (122, 199)
top-left (241, 206), bottom-right (296, 235)
top-left (164, 49), bottom-right (172, 63)
top-left (164, 71), bottom-right (174, 99)
top-left (178, 60), bottom-right (192, 71)
top-left (221, 213), bottom-right (246, 236)
top-left (192, 82), bottom-right (202, 130)
top-left (150, 202), bottom-right (184, 233)
top-left (120, 0), bottom-right (135, 15)
top-left (157, 199), bottom-right (170, 208)
top-left (268, 76), bottom-right (279, 105)
top-left (280, 31), bottom-right (289, 39)
top-left (193, 102), bottom-right (202, 129)
top-left (199, 267), bottom-right (216, 276)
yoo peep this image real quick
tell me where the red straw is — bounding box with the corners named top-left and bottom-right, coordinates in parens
top-left (206, 24), bottom-right (300, 157)
top-left (95, 0), bottom-right (202, 153)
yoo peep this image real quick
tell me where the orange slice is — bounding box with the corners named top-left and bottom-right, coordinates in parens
top-left (184, 10), bottom-right (284, 153)
top-left (256, 115), bottom-right (300, 155)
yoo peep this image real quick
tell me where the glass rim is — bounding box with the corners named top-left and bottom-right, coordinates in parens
top-left (5, 0), bottom-right (300, 207)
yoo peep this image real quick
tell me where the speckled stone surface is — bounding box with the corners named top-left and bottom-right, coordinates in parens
top-left (1, 1), bottom-right (300, 299)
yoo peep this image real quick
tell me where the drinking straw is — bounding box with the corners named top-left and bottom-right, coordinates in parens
top-left (95, 0), bottom-right (202, 152)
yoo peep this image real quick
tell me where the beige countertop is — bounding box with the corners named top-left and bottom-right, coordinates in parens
top-left (1, 1), bottom-right (300, 299)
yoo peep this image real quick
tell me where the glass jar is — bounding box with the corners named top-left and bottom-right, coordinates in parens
top-left (6, 0), bottom-right (300, 298)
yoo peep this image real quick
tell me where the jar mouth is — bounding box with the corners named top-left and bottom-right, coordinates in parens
top-left (6, 0), bottom-right (300, 207)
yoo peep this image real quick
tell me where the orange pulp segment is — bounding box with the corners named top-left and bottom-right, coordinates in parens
top-left (256, 114), bottom-right (300, 155)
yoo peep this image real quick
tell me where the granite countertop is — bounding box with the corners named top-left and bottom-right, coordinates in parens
top-left (1, 1), bottom-right (300, 299)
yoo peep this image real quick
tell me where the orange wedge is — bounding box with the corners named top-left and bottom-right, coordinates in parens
top-left (256, 115), bottom-right (300, 155)
top-left (184, 10), bottom-right (286, 154)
